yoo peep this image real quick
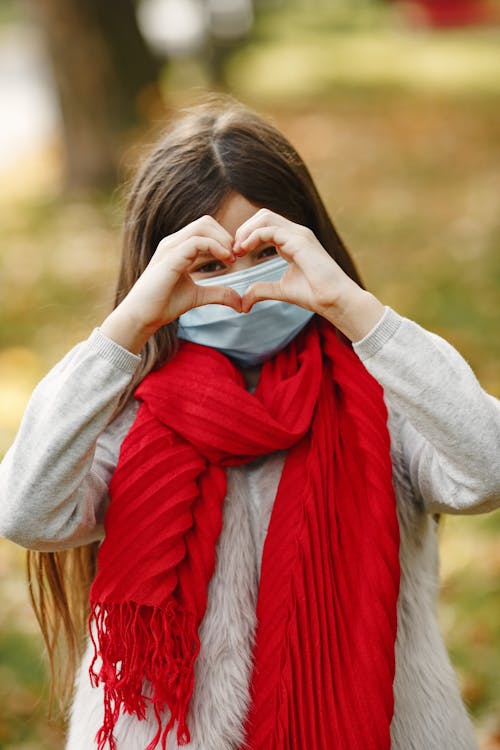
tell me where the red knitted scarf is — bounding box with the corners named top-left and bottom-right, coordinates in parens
top-left (89, 317), bottom-right (400, 750)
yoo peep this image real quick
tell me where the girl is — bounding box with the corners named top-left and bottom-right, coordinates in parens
top-left (1, 98), bottom-right (499, 750)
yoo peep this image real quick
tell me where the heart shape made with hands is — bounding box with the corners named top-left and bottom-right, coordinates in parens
top-left (159, 205), bottom-right (346, 322)
top-left (203, 205), bottom-right (349, 316)
top-left (183, 205), bottom-right (309, 314)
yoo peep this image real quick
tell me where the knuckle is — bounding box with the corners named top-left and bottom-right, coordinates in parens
top-left (196, 234), bottom-right (212, 246)
top-left (259, 208), bottom-right (273, 221)
top-left (183, 236), bottom-right (205, 254)
top-left (156, 237), bottom-right (171, 251)
top-left (196, 215), bottom-right (215, 231)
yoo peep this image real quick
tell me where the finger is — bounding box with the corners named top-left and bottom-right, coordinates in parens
top-left (233, 208), bottom-right (290, 247)
top-left (187, 215), bottom-right (234, 251)
top-left (163, 236), bottom-right (234, 274)
top-left (234, 226), bottom-right (289, 257)
top-left (194, 284), bottom-right (242, 313)
top-left (241, 280), bottom-right (285, 313)
top-left (158, 216), bottom-right (234, 258)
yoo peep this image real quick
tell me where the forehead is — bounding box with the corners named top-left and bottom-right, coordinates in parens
top-left (213, 192), bottom-right (262, 236)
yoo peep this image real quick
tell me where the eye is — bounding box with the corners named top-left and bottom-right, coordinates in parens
top-left (193, 260), bottom-right (226, 274)
top-left (258, 246), bottom-right (278, 260)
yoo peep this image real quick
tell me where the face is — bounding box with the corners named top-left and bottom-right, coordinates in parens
top-left (188, 192), bottom-right (278, 281)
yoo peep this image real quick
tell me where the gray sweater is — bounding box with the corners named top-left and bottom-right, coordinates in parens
top-left (1, 306), bottom-right (499, 750)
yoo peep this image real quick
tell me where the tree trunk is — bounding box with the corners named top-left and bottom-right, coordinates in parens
top-left (34, 0), bottom-right (164, 190)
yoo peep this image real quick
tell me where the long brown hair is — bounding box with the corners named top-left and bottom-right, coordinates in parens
top-left (27, 95), bottom-right (365, 713)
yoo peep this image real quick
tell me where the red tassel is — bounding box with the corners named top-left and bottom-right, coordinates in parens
top-left (88, 601), bottom-right (200, 750)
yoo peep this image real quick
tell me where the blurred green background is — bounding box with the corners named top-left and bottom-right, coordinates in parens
top-left (0, 0), bottom-right (499, 748)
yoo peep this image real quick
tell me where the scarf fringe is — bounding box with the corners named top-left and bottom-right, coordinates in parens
top-left (88, 600), bottom-right (200, 750)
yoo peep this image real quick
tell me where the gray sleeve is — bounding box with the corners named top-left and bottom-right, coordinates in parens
top-left (0, 329), bottom-right (141, 551)
top-left (353, 307), bottom-right (500, 515)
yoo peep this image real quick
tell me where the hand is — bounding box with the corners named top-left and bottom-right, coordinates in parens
top-left (101, 216), bottom-right (241, 353)
top-left (233, 209), bottom-right (385, 342)
top-left (233, 209), bottom-right (355, 314)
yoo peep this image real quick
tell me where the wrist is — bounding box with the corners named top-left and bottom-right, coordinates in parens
top-left (100, 307), bottom-right (157, 355)
top-left (322, 286), bottom-right (385, 343)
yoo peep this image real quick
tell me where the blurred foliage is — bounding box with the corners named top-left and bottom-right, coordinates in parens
top-left (0, 2), bottom-right (500, 747)
top-left (0, 543), bottom-right (66, 748)
top-left (0, 0), bottom-right (19, 25)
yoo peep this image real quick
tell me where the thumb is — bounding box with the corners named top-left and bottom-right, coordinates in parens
top-left (196, 284), bottom-right (242, 313)
top-left (241, 281), bottom-right (285, 313)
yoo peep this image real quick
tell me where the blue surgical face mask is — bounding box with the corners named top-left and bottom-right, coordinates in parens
top-left (177, 256), bottom-right (314, 367)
